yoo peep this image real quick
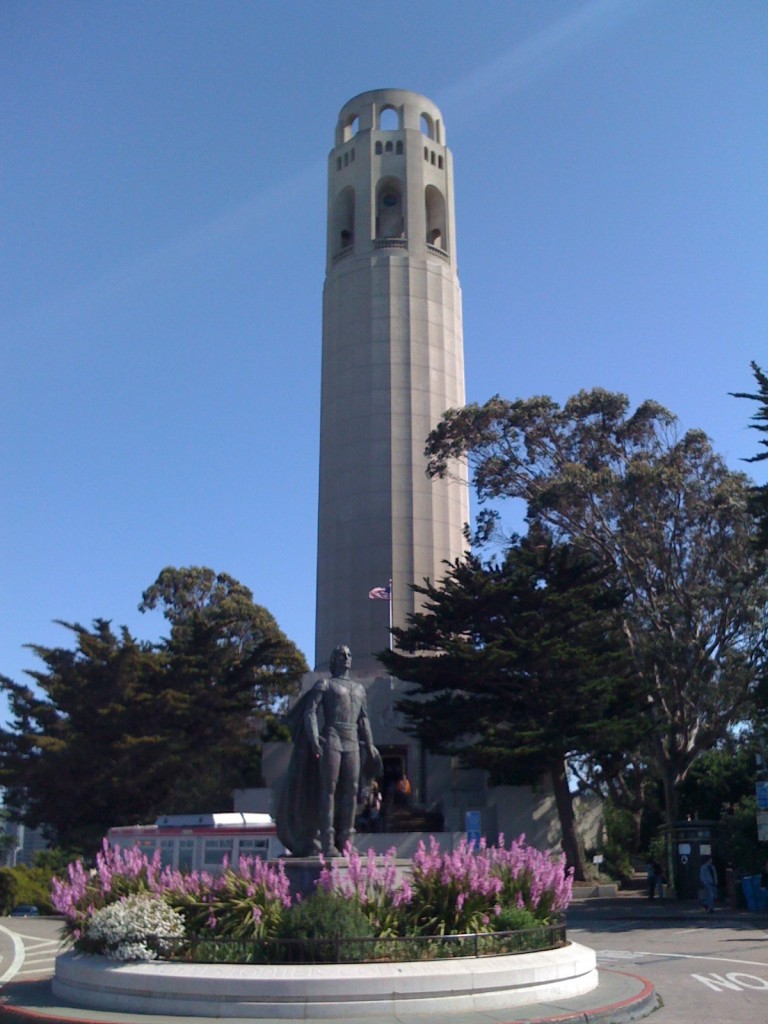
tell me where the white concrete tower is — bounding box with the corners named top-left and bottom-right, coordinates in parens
top-left (315, 89), bottom-right (469, 674)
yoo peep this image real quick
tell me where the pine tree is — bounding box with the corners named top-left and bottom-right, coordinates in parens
top-left (732, 361), bottom-right (768, 549)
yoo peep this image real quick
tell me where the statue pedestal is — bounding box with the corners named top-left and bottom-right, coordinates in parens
top-left (279, 855), bottom-right (413, 899)
top-left (280, 858), bottom-right (324, 898)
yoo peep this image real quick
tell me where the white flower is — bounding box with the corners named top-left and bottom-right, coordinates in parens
top-left (86, 894), bottom-right (184, 961)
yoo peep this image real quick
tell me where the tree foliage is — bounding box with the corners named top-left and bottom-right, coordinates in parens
top-left (677, 738), bottom-right (758, 823)
top-left (379, 534), bottom-right (644, 879)
top-left (732, 361), bottom-right (768, 550)
top-left (0, 568), bottom-right (307, 852)
top-left (425, 388), bottom-right (768, 825)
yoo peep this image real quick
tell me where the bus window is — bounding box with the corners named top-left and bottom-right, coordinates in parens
top-left (237, 838), bottom-right (269, 861)
top-left (135, 838), bottom-right (157, 859)
top-left (178, 839), bottom-right (194, 873)
top-left (203, 839), bottom-right (233, 869)
top-left (159, 839), bottom-right (175, 869)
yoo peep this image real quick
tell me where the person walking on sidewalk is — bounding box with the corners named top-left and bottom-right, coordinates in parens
top-left (652, 860), bottom-right (665, 899)
top-left (646, 858), bottom-right (665, 899)
top-left (700, 855), bottom-right (718, 913)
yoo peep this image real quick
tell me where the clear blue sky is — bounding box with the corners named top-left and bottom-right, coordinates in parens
top-left (2, 0), bottom-right (766, 709)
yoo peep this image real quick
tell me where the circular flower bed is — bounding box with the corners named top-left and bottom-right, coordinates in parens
top-left (52, 835), bottom-right (573, 963)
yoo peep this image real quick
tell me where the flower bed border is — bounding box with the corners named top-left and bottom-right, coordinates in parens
top-left (53, 940), bottom-right (598, 1020)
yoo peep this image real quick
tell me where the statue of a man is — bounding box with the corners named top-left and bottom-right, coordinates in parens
top-left (305, 645), bottom-right (382, 856)
top-left (275, 645), bottom-right (382, 858)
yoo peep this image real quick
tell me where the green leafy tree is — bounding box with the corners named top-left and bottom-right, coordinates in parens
top-left (732, 361), bottom-right (768, 550)
top-left (425, 389), bottom-right (768, 826)
top-left (677, 739), bottom-right (759, 823)
top-left (379, 535), bottom-right (643, 880)
top-left (138, 566), bottom-right (307, 810)
top-left (139, 566), bottom-right (305, 719)
top-left (0, 832), bottom-right (19, 868)
top-left (570, 751), bottom-right (663, 857)
top-left (0, 568), bottom-right (307, 852)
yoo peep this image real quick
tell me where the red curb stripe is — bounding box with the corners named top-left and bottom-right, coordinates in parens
top-left (492, 969), bottom-right (656, 1024)
top-left (578, 969), bottom-right (656, 1023)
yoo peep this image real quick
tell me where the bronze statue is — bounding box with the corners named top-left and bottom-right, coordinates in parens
top-left (276, 646), bottom-right (382, 857)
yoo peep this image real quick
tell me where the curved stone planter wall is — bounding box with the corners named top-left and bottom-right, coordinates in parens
top-left (53, 942), bottom-right (598, 1019)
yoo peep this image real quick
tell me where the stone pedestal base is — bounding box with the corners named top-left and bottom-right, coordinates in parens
top-left (280, 855), bottom-right (413, 898)
top-left (281, 857), bottom-right (324, 898)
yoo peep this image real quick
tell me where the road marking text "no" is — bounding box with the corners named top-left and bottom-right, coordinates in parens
top-left (693, 973), bottom-right (768, 992)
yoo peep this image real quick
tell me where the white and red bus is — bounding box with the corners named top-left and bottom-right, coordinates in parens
top-left (107, 812), bottom-right (286, 874)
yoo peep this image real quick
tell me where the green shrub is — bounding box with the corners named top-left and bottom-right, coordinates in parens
top-left (718, 796), bottom-right (764, 874)
top-left (491, 906), bottom-right (558, 953)
top-left (598, 804), bottom-right (635, 883)
top-left (15, 866), bottom-right (56, 914)
top-left (177, 939), bottom-right (267, 965)
top-left (273, 890), bottom-right (373, 963)
top-left (0, 865), bottom-right (55, 915)
top-left (0, 870), bottom-right (20, 915)
top-left (492, 905), bottom-right (539, 932)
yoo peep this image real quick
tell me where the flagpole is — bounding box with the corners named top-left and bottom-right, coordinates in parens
top-left (388, 577), bottom-right (393, 652)
top-left (388, 578), bottom-right (394, 698)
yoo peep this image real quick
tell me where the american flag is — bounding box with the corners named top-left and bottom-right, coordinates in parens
top-left (368, 582), bottom-right (391, 601)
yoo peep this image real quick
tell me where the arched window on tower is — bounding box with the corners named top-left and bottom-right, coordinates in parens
top-left (425, 185), bottom-right (447, 252)
top-left (333, 186), bottom-right (355, 254)
top-left (342, 114), bottom-right (359, 143)
top-left (375, 177), bottom-right (405, 240)
top-left (420, 113), bottom-right (435, 140)
top-left (379, 106), bottom-right (400, 131)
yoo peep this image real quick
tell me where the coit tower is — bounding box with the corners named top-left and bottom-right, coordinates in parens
top-left (315, 89), bottom-right (469, 673)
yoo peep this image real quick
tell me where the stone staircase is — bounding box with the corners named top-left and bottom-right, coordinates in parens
top-left (620, 868), bottom-right (651, 896)
top-left (357, 805), bottom-right (444, 836)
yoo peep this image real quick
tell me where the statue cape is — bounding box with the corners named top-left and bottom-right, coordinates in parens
top-left (275, 688), bottom-right (323, 857)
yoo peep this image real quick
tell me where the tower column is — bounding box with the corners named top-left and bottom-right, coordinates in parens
top-left (315, 90), bottom-right (468, 674)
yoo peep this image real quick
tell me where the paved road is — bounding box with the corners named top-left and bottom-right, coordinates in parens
top-left (0, 915), bottom-right (63, 985)
top-left (568, 899), bottom-right (768, 1023)
top-left (0, 913), bottom-right (63, 983)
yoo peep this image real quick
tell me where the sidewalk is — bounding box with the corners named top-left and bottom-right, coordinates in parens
top-left (568, 885), bottom-right (766, 926)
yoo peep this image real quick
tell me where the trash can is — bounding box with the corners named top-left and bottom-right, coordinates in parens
top-left (742, 875), bottom-right (768, 912)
